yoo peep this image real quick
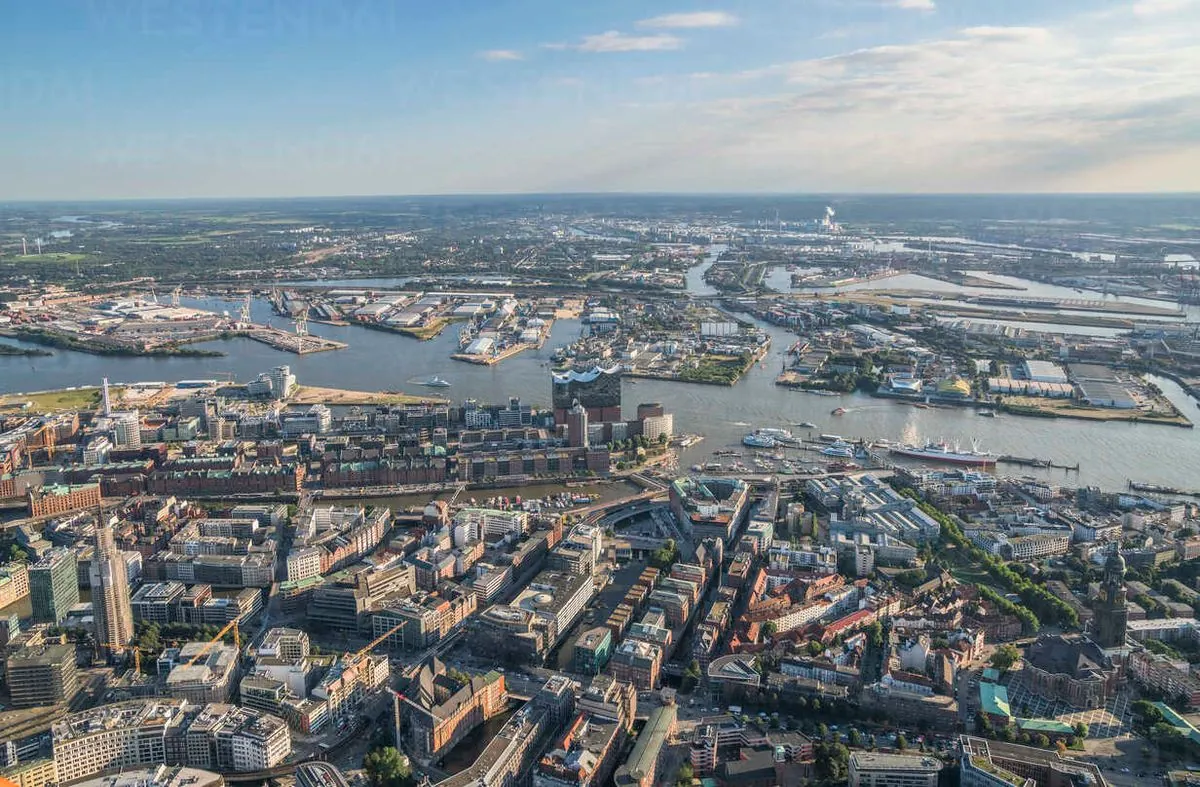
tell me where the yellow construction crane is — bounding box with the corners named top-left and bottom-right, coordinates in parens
top-left (185, 618), bottom-right (241, 667)
top-left (98, 643), bottom-right (147, 674)
top-left (346, 622), bottom-right (405, 664)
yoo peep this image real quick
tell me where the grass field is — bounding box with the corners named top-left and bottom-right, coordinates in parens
top-left (0, 386), bottom-right (118, 412)
top-left (289, 385), bottom-right (447, 406)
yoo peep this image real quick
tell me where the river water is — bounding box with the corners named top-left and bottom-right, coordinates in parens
top-left (3, 249), bottom-right (1199, 492)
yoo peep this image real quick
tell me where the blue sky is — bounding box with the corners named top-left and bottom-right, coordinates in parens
top-left (1, 0), bottom-right (1198, 198)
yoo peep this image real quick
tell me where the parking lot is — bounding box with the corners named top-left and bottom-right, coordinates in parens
top-left (1004, 675), bottom-right (1134, 739)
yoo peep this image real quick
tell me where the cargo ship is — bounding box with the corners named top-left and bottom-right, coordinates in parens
top-left (889, 440), bottom-right (996, 466)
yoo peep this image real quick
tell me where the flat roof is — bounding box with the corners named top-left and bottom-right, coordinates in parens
top-left (850, 752), bottom-right (943, 772)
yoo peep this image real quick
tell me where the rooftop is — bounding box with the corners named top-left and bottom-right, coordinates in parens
top-left (850, 752), bottom-right (943, 773)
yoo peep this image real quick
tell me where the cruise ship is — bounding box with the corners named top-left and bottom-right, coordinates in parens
top-left (889, 440), bottom-right (996, 466)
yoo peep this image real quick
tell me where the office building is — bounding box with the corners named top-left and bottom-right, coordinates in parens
top-left (162, 642), bottom-right (241, 704)
top-left (51, 700), bottom-right (291, 783)
top-left (849, 753), bottom-right (943, 787)
top-left (959, 735), bottom-right (1107, 787)
top-left (400, 659), bottom-right (508, 764)
top-left (6, 643), bottom-right (80, 708)
top-left (609, 639), bottom-right (663, 691)
top-left (68, 765), bottom-right (224, 787)
top-left (258, 627), bottom-right (310, 662)
top-left (0, 561), bottom-right (30, 608)
top-left (573, 627), bottom-right (613, 676)
top-left (0, 759), bottom-right (58, 787)
top-left (533, 713), bottom-right (624, 787)
top-left (29, 547), bottom-right (80, 623)
top-left (91, 519), bottom-right (135, 657)
top-left (131, 581), bottom-right (188, 624)
top-left (566, 402), bottom-right (589, 448)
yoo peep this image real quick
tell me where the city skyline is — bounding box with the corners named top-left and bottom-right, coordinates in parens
top-left (2, 0), bottom-right (1198, 200)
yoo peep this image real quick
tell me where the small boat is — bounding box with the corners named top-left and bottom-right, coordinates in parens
top-left (797, 421), bottom-right (816, 429)
top-left (419, 376), bottom-right (452, 388)
top-left (977, 410), bottom-right (996, 418)
top-left (913, 403), bottom-right (930, 410)
top-left (831, 407), bottom-right (846, 416)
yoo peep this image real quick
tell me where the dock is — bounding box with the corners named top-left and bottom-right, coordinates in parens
top-left (998, 455), bottom-right (1080, 471)
top-left (246, 327), bottom-right (346, 354)
top-left (1128, 481), bottom-right (1200, 499)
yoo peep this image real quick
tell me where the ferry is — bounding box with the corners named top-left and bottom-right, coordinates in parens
top-left (889, 440), bottom-right (997, 466)
top-left (743, 432), bottom-right (777, 448)
top-left (419, 376), bottom-right (452, 388)
top-left (821, 440), bottom-right (856, 458)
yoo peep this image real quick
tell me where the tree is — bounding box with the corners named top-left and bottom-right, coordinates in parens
top-left (811, 698), bottom-right (821, 713)
top-left (848, 728), bottom-right (863, 748)
top-left (675, 762), bottom-right (694, 787)
top-left (817, 723), bottom-right (829, 741)
top-left (807, 640), bottom-right (824, 656)
top-left (1055, 740), bottom-right (1068, 755)
top-left (794, 696), bottom-right (808, 711)
top-left (1074, 722), bottom-right (1088, 740)
top-left (7, 544), bottom-right (28, 563)
top-left (896, 734), bottom-right (908, 751)
top-left (1034, 734), bottom-right (1050, 749)
top-left (762, 621), bottom-right (778, 639)
top-left (990, 644), bottom-right (1021, 672)
top-left (363, 747), bottom-right (412, 787)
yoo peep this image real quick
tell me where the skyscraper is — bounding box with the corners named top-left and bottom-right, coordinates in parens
top-left (1093, 546), bottom-right (1128, 648)
top-left (29, 547), bottom-right (80, 624)
top-left (91, 515), bottom-right (134, 657)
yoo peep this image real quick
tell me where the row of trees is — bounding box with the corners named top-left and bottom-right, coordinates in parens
top-left (903, 491), bottom-right (1078, 630)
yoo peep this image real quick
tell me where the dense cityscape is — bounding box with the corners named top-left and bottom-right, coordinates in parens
top-left (0, 193), bottom-right (1197, 787)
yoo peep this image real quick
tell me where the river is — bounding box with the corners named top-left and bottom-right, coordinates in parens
top-left (2, 251), bottom-right (1199, 492)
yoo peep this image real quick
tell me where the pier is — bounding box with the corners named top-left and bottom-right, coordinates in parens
top-left (998, 455), bottom-right (1080, 471)
top-left (1127, 481), bottom-right (1200, 499)
top-left (245, 327), bottom-right (346, 354)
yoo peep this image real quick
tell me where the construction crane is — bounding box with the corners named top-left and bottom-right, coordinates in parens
top-left (185, 618), bottom-right (241, 667)
top-left (346, 622), bottom-right (405, 664)
top-left (171, 286), bottom-right (182, 307)
top-left (98, 643), bottom-right (148, 674)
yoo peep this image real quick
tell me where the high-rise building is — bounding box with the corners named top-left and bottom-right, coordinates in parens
top-left (113, 411), bottom-right (143, 448)
top-left (29, 548), bottom-right (80, 624)
top-left (268, 366), bottom-right (296, 399)
top-left (566, 401), bottom-right (589, 448)
top-left (1093, 547), bottom-right (1129, 648)
top-left (91, 518), bottom-right (135, 657)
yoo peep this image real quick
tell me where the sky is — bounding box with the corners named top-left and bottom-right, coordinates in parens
top-left (1, 0), bottom-right (1198, 199)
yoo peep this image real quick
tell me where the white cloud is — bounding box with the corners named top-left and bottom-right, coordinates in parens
top-left (636, 11), bottom-right (739, 29)
top-left (575, 31), bottom-right (684, 52)
top-left (478, 49), bottom-right (524, 61)
top-left (887, 0), bottom-right (936, 10)
top-left (541, 7), bottom-right (1200, 192)
top-left (1132, 0), bottom-right (1197, 15)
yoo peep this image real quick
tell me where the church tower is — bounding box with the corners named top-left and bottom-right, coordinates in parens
top-left (1093, 546), bottom-right (1128, 648)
